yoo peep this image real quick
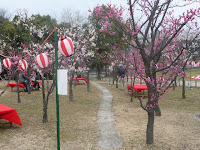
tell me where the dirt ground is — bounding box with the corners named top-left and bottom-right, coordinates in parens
top-left (0, 81), bottom-right (101, 150)
top-left (0, 80), bottom-right (200, 150)
top-left (99, 82), bottom-right (200, 150)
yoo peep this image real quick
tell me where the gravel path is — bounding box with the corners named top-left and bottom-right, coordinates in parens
top-left (92, 82), bottom-right (121, 149)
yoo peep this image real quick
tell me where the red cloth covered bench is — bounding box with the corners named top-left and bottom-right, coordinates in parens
top-left (0, 104), bottom-right (22, 126)
top-left (68, 78), bottom-right (88, 83)
top-left (127, 84), bottom-right (148, 93)
top-left (75, 78), bottom-right (87, 83)
top-left (7, 82), bottom-right (42, 91)
top-left (7, 83), bottom-right (25, 88)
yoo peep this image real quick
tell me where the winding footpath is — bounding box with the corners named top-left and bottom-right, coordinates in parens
top-left (92, 82), bottom-right (121, 149)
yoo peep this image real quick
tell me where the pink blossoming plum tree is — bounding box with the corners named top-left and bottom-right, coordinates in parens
top-left (92, 0), bottom-right (200, 144)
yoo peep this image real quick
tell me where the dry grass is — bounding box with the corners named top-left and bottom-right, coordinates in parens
top-left (0, 80), bottom-right (102, 150)
top-left (1, 79), bottom-right (200, 150)
top-left (98, 81), bottom-right (200, 150)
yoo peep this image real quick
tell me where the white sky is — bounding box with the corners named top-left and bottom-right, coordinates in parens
top-left (1, 0), bottom-right (199, 23)
top-left (0, 0), bottom-right (127, 22)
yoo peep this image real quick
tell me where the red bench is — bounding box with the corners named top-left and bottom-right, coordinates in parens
top-left (7, 82), bottom-right (42, 91)
top-left (68, 78), bottom-right (87, 84)
top-left (0, 104), bottom-right (22, 126)
top-left (75, 78), bottom-right (87, 83)
top-left (127, 84), bottom-right (148, 94)
top-left (7, 83), bottom-right (26, 88)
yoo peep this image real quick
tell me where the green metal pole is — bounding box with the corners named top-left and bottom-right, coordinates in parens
top-left (54, 30), bottom-right (60, 150)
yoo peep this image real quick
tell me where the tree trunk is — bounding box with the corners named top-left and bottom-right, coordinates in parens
top-left (87, 70), bottom-right (90, 92)
top-left (116, 77), bottom-right (118, 88)
top-left (42, 78), bottom-right (48, 123)
top-left (105, 67), bottom-right (107, 77)
top-left (112, 67), bottom-right (115, 84)
top-left (154, 104), bottom-right (161, 116)
top-left (172, 78), bottom-right (176, 90)
top-left (27, 64), bottom-right (31, 94)
top-left (69, 80), bottom-right (73, 101)
top-left (74, 77), bottom-right (77, 86)
top-left (0, 78), bottom-right (11, 96)
top-left (47, 73), bottom-right (49, 91)
top-left (182, 71), bottom-right (186, 98)
top-left (42, 78), bottom-right (45, 102)
top-left (174, 76), bottom-right (177, 87)
top-left (97, 66), bottom-right (101, 80)
top-left (16, 77), bottom-right (21, 103)
top-left (146, 111), bottom-right (154, 144)
top-left (43, 103), bottom-right (48, 123)
top-left (130, 77), bottom-right (133, 102)
top-left (69, 72), bottom-right (74, 101)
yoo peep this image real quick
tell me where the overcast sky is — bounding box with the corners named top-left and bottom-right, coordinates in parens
top-left (0, 0), bottom-right (127, 21)
top-left (1, 0), bottom-right (199, 22)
